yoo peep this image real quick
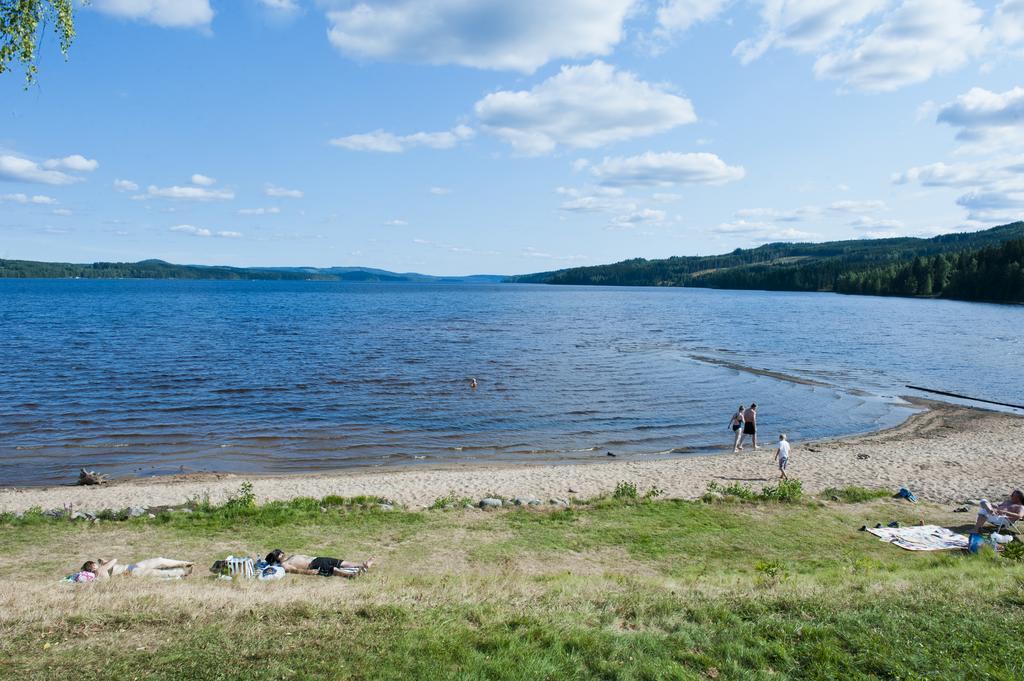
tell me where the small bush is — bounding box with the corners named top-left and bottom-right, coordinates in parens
top-left (1003, 540), bottom-right (1024, 562)
top-left (186, 492), bottom-right (213, 512)
top-left (613, 481), bottom-right (639, 500)
top-left (761, 479), bottom-right (804, 503)
top-left (702, 481), bottom-right (758, 502)
top-left (643, 486), bottom-right (665, 500)
top-left (821, 486), bottom-right (890, 503)
top-left (97, 508), bottom-right (129, 521)
top-left (223, 481), bottom-right (257, 512)
top-left (754, 559), bottom-right (789, 587)
top-left (430, 491), bottom-right (473, 510)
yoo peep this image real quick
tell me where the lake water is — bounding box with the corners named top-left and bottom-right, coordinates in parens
top-left (1, 280), bottom-right (1021, 486)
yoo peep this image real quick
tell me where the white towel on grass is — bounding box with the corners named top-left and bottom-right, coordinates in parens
top-left (866, 525), bottom-right (968, 551)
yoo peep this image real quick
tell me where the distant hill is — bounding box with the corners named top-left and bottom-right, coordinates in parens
top-left (508, 221), bottom-right (1024, 303)
top-left (0, 258), bottom-right (507, 283)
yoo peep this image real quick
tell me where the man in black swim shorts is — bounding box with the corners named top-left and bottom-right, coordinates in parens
top-left (264, 550), bottom-right (375, 578)
top-left (739, 403), bottom-right (759, 450)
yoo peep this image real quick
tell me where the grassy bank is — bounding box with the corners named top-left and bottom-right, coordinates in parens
top-left (1, 483), bottom-right (1022, 680)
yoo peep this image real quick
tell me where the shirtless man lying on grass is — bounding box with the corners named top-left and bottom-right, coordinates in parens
top-left (974, 490), bottom-right (1024, 533)
top-left (264, 549), bottom-right (374, 578)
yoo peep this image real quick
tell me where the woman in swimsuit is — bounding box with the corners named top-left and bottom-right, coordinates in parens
top-left (264, 549), bottom-right (374, 578)
top-left (729, 405), bottom-right (745, 452)
top-left (71, 557), bottom-right (194, 581)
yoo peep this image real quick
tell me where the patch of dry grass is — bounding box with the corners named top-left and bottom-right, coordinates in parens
top-left (2, 494), bottom-right (1023, 679)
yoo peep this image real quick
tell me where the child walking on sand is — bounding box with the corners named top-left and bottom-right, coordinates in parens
top-left (774, 434), bottom-right (790, 480)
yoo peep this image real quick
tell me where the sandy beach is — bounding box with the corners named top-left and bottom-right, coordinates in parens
top-left (2, 399), bottom-right (1021, 514)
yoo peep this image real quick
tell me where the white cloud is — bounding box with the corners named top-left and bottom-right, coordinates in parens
top-left (0, 154), bottom-right (79, 185)
top-left (258, 0), bottom-right (300, 13)
top-left (330, 125), bottom-right (474, 152)
top-left (264, 184), bottom-right (303, 198)
top-left (557, 185), bottom-right (631, 214)
top-left (52, 208), bottom-right (73, 216)
top-left (956, 189), bottom-right (1024, 223)
top-left (474, 61), bottom-right (696, 154)
top-left (429, 186), bottom-right (452, 195)
top-left (521, 247), bottom-right (590, 262)
top-left (609, 208), bottom-right (667, 228)
top-left (936, 86), bottom-right (1024, 152)
top-left (735, 0), bottom-right (887, 64)
top-left (191, 173), bottom-right (217, 186)
top-left (734, 206), bottom-right (820, 221)
top-left (384, 219), bottom-right (408, 226)
top-left (895, 157), bottom-right (1024, 223)
top-left (828, 199), bottom-right (886, 213)
top-left (714, 220), bottom-right (818, 243)
top-left (169, 224), bottom-right (242, 238)
top-left (850, 216), bottom-right (905, 230)
top-left (113, 179), bottom-right (139, 192)
top-left (1, 193), bottom-right (57, 204)
top-left (813, 0), bottom-right (988, 93)
top-left (90, 0), bottom-right (214, 28)
top-left (892, 160), bottom-right (1018, 188)
top-left (43, 155), bottom-right (99, 172)
top-left (238, 207), bottom-right (281, 215)
top-left (995, 0), bottom-right (1024, 45)
top-left (657, 0), bottom-right (729, 35)
top-left (590, 151), bottom-right (745, 187)
top-left (147, 185), bottom-right (234, 200)
top-left (325, 0), bottom-right (635, 73)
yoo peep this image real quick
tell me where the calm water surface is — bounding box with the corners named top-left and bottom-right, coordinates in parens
top-left (1, 280), bottom-right (1021, 486)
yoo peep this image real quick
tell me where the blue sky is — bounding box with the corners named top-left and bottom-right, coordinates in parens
top-left (1, 0), bottom-right (1023, 275)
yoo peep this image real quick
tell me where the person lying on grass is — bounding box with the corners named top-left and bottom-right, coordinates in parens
top-left (68, 557), bottom-right (194, 582)
top-left (263, 549), bottom-right (374, 578)
top-left (974, 490), bottom-right (1024, 533)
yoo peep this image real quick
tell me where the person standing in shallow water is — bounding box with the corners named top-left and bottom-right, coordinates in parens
top-left (739, 403), bottom-right (759, 450)
top-left (729, 405), bottom-right (745, 452)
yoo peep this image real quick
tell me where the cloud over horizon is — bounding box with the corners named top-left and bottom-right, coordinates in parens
top-left (475, 61), bottom-right (696, 155)
top-left (590, 151), bottom-right (745, 187)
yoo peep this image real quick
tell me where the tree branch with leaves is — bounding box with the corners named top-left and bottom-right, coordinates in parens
top-left (0, 0), bottom-right (77, 85)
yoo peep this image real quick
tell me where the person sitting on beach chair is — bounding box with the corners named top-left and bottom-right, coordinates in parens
top-left (973, 490), bottom-right (1024, 533)
top-left (70, 557), bottom-right (194, 581)
top-left (263, 549), bottom-right (374, 578)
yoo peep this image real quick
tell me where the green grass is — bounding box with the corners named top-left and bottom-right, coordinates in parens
top-left (820, 486), bottom-right (893, 504)
top-left (1, 488), bottom-right (1021, 680)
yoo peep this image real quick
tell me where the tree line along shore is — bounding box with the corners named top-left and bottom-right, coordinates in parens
top-left (511, 220), bottom-right (1024, 304)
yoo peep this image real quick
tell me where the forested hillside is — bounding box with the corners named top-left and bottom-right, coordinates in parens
top-left (0, 259), bottom-right (501, 283)
top-left (511, 221), bottom-right (1024, 303)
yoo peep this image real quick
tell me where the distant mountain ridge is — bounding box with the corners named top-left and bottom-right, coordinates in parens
top-left (0, 258), bottom-right (506, 283)
top-left (508, 221), bottom-right (1024, 303)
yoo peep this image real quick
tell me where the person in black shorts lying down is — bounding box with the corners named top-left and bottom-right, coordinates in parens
top-left (263, 549), bottom-right (374, 578)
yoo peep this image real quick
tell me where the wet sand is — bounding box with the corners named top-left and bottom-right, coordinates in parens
top-left (2, 399), bottom-right (1021, 513)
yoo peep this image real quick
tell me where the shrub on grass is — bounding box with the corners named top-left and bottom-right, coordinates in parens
top-left (754, 559), bottom-right (789, 587)
top-left (223, 481), bottom-right (257, 512)
top-left (613, 481), bottom-right (639, 500)
top-left (97, 508), bottom-right (129, 521)
top-left (186, 492), bottom-right (213, 512)
top-left (702, 481), bottom-right (758, 502)
top-left (1002, 540), bottom-right (1024, 562)
top-left (430, 491), bottom-right (473, 510)
top-left (821, 486), bottom-right (890, 503)
top-left (319, 495), bottom-right (389, 509)
top-left (760, 479), bottom-right (804, 503)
